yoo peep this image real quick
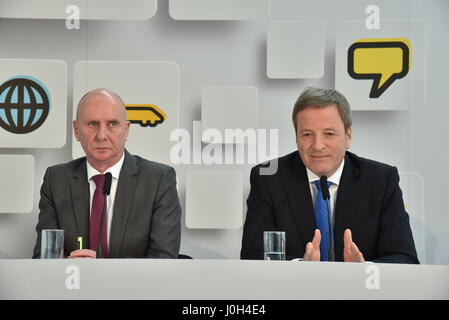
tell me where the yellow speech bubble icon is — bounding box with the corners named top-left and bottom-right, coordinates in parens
top-left (348, 38), bottom-right (411, 98)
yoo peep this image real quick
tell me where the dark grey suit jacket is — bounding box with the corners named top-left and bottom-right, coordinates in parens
top-left (33, 150), bottom-right (181, 258)
top-left (241, 151), bottom-right (419, 263)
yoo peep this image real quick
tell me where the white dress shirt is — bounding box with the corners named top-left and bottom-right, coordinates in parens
top-left (86, 153), bottom-right (125, 247)
top-left (306, 159), bottom-right (345, 227)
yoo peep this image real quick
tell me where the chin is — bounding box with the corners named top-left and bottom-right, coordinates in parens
top-left (310, 165), bottom-right (330, 177)
top-left (92, 152), bottom-right (112, 161)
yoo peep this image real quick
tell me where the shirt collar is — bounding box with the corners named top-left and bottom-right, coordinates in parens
top-left (87, 152), bottom-right (125, 181)
top-left (306, 158), bottom-right (345, 186)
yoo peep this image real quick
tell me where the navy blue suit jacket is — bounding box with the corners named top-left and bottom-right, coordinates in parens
top-left (241, 151), bottom-right (419, 263)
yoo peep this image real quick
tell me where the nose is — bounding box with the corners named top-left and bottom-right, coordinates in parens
top-left (312, 135), bottom-right (325, 151)
top-left (96, 124), bottom-right (108, 141)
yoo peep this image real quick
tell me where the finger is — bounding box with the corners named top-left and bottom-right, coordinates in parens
top-left (303, 242), bottom-right (320, 261)
top-left (69, 249), bottom-right (96, 258)
top-left (70, 254), bottom-right (95, 259)
top-left (351, 241), bottom-right (358, 254)
top-left (312, 229), bottom-right (321, 248)
top-left (344, 229), bottom-right (352, 250)
top-left (68, 249), bottom-right (81, 258)
top-left (351, 242), bottom-right (365, 262)
top-left (303, 242), bottom-right (314, 261)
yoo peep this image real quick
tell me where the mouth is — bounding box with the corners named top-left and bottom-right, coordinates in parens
top-left (310, 155), bottom-right (330, 161)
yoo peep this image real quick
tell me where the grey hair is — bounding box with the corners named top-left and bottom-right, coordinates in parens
top-left (292, 87), bottom-right (352, 132)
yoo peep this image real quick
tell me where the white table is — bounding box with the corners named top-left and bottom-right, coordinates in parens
top-left (0, 259), bottom-right (448, 300)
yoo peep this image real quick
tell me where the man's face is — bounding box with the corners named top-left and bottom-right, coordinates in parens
top-left (295, 104), bottom-right (352, 178)
top-left (73, 92), bottom-right (130, 171)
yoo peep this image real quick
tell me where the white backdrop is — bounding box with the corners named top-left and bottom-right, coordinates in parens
top-left (0, 0), bottom-right (448, 265)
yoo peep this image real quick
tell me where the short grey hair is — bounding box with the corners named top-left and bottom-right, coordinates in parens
top-left (292, 87), bottom-right (352, 132)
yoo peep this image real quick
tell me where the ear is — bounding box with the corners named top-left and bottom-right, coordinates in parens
top-left (345, 127), bottom-right (352, 149)
top-left (124, 121), bottom-right (131, 140)
top-left (73, 120), bottom-right (81, 141)
top-left (295, 128), bottom-right (301, 150)
top-left (126, 120), bottom-right (130, 131)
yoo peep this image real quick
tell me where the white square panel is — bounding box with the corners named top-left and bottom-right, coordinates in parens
top-left (73, 61), bottom-right (179, 166)
top-left (335, 20), bottom-right (426, 110)
top-left (399, 172), bottom-right (425, 264)
top-left (267, 21), bottom-right (325, 79)
top-left (201, 86), bottom-right (258, 143)
top-left (0, 0), bottom-right (157, 20)
top-left (169, 0), bottom-right (270, 20)
top-left (0, 59), bottom-right (67, 148)
top-left (186, 171), bottom-right (242, 229)
top-left (0, 155), bottom-right (34, 213)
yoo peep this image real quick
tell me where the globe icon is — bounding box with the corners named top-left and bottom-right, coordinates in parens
top-left (0, 76), bottom-right (50, 134)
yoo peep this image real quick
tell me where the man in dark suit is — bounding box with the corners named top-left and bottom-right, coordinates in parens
top-left (33, 88), bottom-right (181, 259)
top-left (241, 87), bottom-right (418, 263)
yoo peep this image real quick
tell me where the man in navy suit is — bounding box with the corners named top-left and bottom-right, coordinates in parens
top-left (241, 87), bottom-right (418, 263)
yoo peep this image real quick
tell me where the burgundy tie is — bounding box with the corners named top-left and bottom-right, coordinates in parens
top-left (90, 174), bottom-right (109, 257)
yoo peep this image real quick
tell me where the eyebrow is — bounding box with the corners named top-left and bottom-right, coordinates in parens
top-left (86, 119), bottom-right (121, 124)
top-left (299, 128), bottom-right (337, 132)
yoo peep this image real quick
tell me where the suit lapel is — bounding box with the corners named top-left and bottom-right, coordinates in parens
top-left (70, 160), bottom-right (90, 248)
top-left (109, 151), bottom-right (138, 257)
top-left (282, 152), bottom-right (316, 245)
top-left (334, 152), bottom-right (363, 260)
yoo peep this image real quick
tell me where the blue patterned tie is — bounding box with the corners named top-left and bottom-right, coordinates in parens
top-left (314, 180), bottom-right (332, 261)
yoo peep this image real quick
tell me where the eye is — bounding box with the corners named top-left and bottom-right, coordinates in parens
top-left (88, 121), bottom-right (98, 128)
top-left (109, 121), bottom-right (118, 127)
top-left (302, 133), bottom-right (311, 138)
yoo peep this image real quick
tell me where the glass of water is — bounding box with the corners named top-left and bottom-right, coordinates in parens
top-left (263, 231), bottom-right (286, 260)
top-left (41, 229), bottom-right (64, 259)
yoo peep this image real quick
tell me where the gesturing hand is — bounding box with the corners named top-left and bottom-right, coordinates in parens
top-left (343, 229), bottom-right (365, 262)
top-left (303, 229), bottom-right (321, 261)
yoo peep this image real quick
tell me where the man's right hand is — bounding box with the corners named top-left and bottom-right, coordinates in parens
top-left (302, 229), bottom-right (321, 261)
top-left (68, 249), bottom-right (96, 259)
